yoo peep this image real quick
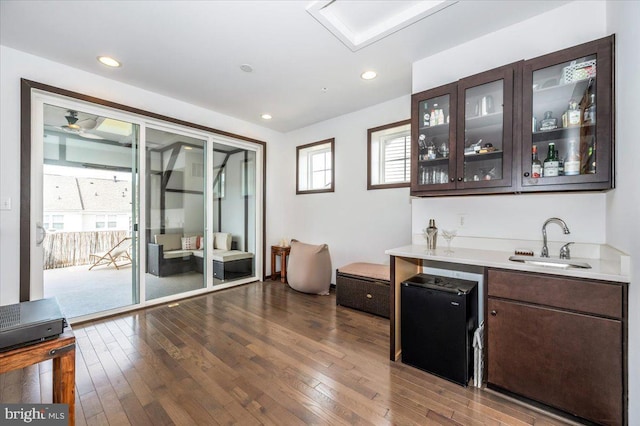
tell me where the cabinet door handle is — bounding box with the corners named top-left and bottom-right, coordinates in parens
top-left (491, 310), bottom-right (497, 316)
top-left (366, 294), bottom-right (373, 299)
top-left (457, 177), bottom-right (463, 182)
top-left (524, 172), bottom-right (530, 177)
top-left (450, 177), bottom-right (455, 182)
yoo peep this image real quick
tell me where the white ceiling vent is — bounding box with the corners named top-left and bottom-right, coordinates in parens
top-left (307, 0), bottom-right (458, 52)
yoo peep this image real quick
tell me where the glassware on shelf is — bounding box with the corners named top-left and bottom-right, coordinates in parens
top-left (426, 138), bottom-right (437, 160)
top-left (438, 142), bottom-right (449, 158)
top-left (441, 229), bottom-right (457, 254)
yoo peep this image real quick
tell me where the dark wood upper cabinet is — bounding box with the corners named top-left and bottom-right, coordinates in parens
top-left (521, 35), bottom-right (614, 191)
top-left (410, 35), bottom-right (614, 196)
top-left (411, 62), bottom-right (519, 196)
top-left (410, 82), bottom-right (458, 194)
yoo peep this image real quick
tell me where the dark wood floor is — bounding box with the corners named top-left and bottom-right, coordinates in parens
top-left (0, 282), bottom-right (572, 425)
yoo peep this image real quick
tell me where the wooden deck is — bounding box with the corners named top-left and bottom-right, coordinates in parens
top-left (0, 281), bottom-right (573, 425)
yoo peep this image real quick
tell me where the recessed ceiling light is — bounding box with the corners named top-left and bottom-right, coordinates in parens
top-left (261, 114), bottom-right (272, 120)
top-left (240, 64), bottom-right (253, 73)
top-left (361, 70), bottom-right (377, 80)
top-left (97, 56), bottom-right (121, 68)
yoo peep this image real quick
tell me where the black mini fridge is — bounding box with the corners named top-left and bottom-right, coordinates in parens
top-left (401, 273), bottom-right (478, 386)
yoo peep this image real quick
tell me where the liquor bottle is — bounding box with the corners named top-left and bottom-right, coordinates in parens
top-left (543, 143), bottom-right (559, 177)
top-left (564, 139), bottom-right (581, 175)
top-left (586, 138), bottom-right (597, 174)
top-left (539, 111), bottom-right (558, 131)
top-left (584, 93), bottom-right (596, 124)
top-left (562, 100), bottom-right (581, 128)
top-left (531, 145), bottom-right (542, 178)
top-left (556, 149), bottom-right (564, 176)
top-left (423, 103), bottom-right (430, 127)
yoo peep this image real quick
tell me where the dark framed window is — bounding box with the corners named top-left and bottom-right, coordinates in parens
top-left (368, 119), bottom-right (411, 189)
top-left (296, 138), bottom-right (335, 194)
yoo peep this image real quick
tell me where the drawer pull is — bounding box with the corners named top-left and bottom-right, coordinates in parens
top-left (491, 310), bottom-right (497, 316)
top-left (366, 294), bottom-right (373, 299)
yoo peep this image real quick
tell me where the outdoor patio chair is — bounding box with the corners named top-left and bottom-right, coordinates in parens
top-left (88, 237), bottom-right (132, 270)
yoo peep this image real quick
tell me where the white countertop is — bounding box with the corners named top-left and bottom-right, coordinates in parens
top-left (385, 244), bottom-right (630, 283)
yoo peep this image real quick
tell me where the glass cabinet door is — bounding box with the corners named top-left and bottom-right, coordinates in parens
top-left (456, 63), bottom-right (516, 190)
top-left (522, 37), bottom-right (613, 190)
top-left (411, 83), bottom-right (457, 192)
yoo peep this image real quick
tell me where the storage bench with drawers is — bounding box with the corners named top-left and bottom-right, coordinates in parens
top-left (336, 262), bottom-right (390, 318)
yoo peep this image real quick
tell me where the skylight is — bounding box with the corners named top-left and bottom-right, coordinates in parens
top-left (307, 0), bottom-right (458, 51)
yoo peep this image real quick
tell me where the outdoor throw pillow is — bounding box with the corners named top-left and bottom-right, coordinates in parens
top-left (181, 236), bottom-right (198, 250)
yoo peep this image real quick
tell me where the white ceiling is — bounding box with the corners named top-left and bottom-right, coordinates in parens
top-left (0, 0), bottom-right (569, 133)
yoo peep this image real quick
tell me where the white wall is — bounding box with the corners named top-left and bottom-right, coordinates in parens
top-left (273, 95), bottom-right (412, 280)
top-left (410, 0), bottom-right (638, 422)
top-left (413, 1), bottom-right (607, 93)
top-left (411, 0), bottom-right (610, 250)
top-left (0, 46), bottom-right (283, 305)
top-left (606, 1), bottom-right (640, 424)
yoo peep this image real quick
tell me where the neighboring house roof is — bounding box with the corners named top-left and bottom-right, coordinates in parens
top-left (44, 174), bottom-right (131, 213)
top-left (44, 175), bottom-right (83, 211)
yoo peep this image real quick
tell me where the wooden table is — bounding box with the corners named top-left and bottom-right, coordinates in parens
top-left (271, 245), bottom-right (291, 283)
top-left (0, 328), bottom-right (76, 425)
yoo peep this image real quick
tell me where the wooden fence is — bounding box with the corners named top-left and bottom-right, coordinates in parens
top-left (43, 230), bottom-right (130, 270)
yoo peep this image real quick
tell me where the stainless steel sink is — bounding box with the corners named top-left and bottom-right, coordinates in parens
top-left (508, 255), bottom-right (591, 269)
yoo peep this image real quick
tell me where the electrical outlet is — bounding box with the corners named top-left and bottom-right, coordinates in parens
top-left (0, 197), bottom-right (11, 210)
top-left (457, 213), bottom-right (467, 228)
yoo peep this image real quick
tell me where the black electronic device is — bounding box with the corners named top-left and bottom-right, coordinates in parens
top-left (0, 298), bottom-right (66, 352)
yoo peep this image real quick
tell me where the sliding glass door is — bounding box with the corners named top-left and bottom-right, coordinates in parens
top-left (26, 82), bottom-right (265, 322)
top-left (35, 100), bottom-right (139, 319)
top-left (211, 141), bottom-right (257, 284)
top-left (145, 127), bottom-right (207, 300)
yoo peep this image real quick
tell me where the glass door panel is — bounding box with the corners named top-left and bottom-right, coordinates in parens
top-left (522, 36), bottom-right (613, 191)
top-left (418, 94), bottom-right (451, 185)
top-left (411, 82), bottom-right (457, 193)
top-left (531, 56), bottom-right (596, 178)
top-left (41, 103), bottom-right (139, 319)
top-left (462, 79), bottom-right (505, 183)
top-left (145, 128), bottom-right (206, 300)
top-left (211, 142), bottom-right (256, 284)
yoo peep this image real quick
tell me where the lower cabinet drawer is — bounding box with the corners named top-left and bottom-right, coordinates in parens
top-left (336, 273), bottom-right (389, 318)
top-left (488, 269), bottom-right (622, 318)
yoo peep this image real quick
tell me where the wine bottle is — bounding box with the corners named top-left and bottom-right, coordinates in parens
top-left (556, 149), bottom-right (564, 176)
top-left (564, 139), bottom-right (581, 175)
top-left (586, 138), bottom-right (597, 174)
top-left (543, 143), bottom-right (559, 177)
top-left (423, 103), bottom-right (430, 127)
top-left (584, 93), bottom-right (596, 124)
top-left (531, 145), bottom-right (542, 178)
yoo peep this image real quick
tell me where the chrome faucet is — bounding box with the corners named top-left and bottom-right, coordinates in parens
top-left (541, 217), bottom-right (570, 258)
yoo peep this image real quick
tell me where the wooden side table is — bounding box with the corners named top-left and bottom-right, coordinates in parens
top-left (0, 328), bottom-right (76, 425)
top-left (271, 245), bottom-right (291, 283)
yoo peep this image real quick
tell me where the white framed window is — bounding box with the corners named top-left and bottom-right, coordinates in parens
top-left (95, 214), bottom-right (117, 229)
top-left (297, 138), bottom-right (334, 194)
top-left (43, 214), bottom-right (64, 230)
top-left (368, 120), bottom-right (411, 189)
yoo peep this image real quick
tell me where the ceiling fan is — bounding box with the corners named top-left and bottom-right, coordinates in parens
top-left (59, 110), bottom-right (104, 139)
